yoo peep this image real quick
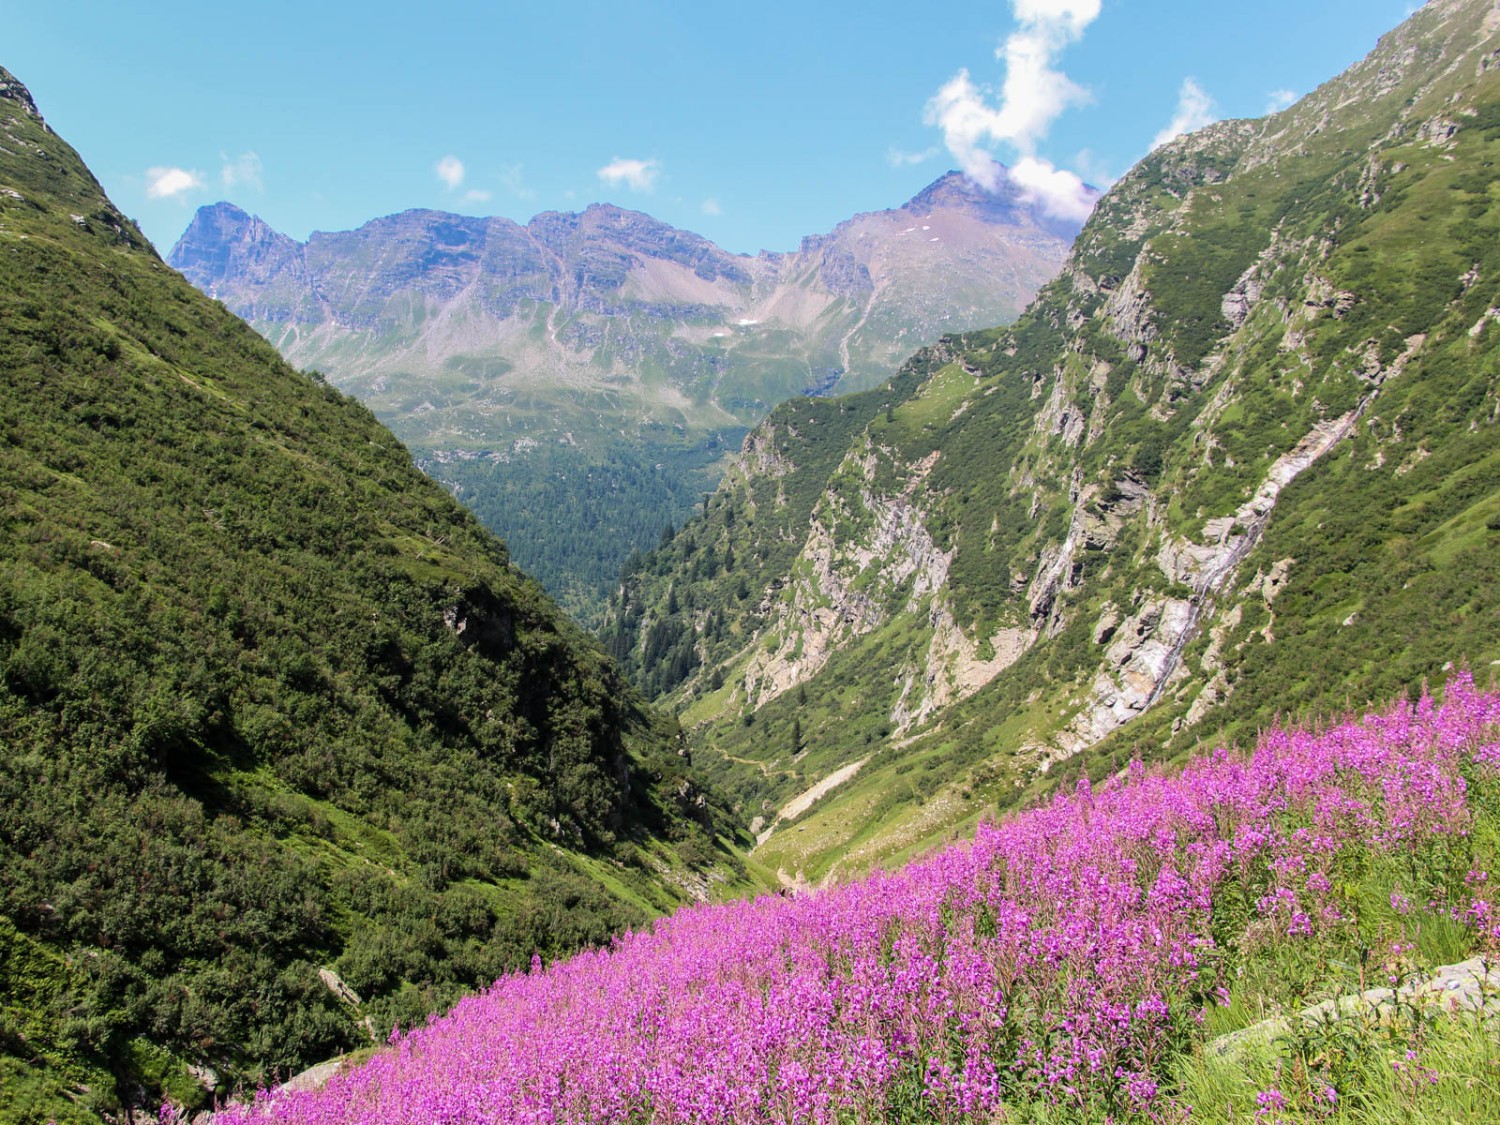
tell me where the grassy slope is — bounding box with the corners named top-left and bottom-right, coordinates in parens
top-left (0, 68), bottom-right (758, 1123)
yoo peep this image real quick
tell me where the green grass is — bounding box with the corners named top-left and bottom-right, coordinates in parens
top-left (1178, 1008), bottom-right (1500, 1124)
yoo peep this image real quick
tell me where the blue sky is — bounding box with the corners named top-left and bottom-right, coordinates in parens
top-left (9, 1), bottom-right (1421, 256)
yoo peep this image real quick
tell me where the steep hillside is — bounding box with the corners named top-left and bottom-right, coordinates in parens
top-left (167, 172), bottom-right (1085, 621)
top-left (0, 66), bottom-right (749, 1123)
top-left (604, 0), bottom-right (1500, 883)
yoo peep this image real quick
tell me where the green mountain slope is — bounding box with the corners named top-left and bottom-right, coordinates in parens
top-left (167, 173), bottom-right (1085, 624)
top-left (603, 0), bottom-right (1500, 885)
top-left (0, 67), bottom-right (751, 1123)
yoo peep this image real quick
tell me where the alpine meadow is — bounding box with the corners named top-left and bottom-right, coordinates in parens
top-left (4, 0), bottom-right (1500, 1122)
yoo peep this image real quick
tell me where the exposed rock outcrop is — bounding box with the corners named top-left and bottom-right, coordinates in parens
top-left (741, 446), bottom-right (950, 707)
top-left (1209, 956), bottom-right (1500, 1059)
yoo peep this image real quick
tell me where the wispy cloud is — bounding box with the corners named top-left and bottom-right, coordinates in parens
top-left (887, 145), bottom-right (939, 168)
top-left (1069, 147), bottom-right (1115, 191)
top-left (1265, 88), bottom-right (1298, 114)
top-left (464, 188), bottom-right (492, 203)
top-left (923, 0), bottom-right (1100, 219)
top-left (220, 151), bottom-right (263, 192)
top-left (497, 163), bottom-right (536, 202)
top-left (701, 197), bottom-right (722, 216)
top-left (597, 157), bottom-right (660, 193)
top-left (146, 166), bottom-right (205, 200)
top-left (1151, 78), bottom-right (1217, 150)
top-left (435, 155), bottom-right (465, 190)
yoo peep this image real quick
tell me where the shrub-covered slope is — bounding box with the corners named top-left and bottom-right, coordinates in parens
top-left (604, 0), bottom-right (1500, 880)
top-left (0, 66), bottom-right (748, 1122)
top-left (205, 677), bottom-right (1500, 1124)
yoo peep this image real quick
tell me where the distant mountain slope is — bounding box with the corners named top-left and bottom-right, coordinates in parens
top-left (603, 0), bottom-right (1500, 883)
top-left (168, 171), bottom-right (1086, 620)
top-left (0, 65), bottom-right (745, 1123)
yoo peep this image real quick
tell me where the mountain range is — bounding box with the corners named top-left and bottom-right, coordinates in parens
top-left (603, 0), bottom-right (1500, 886)
top-left (167, 171), bottom-right (1087, 619)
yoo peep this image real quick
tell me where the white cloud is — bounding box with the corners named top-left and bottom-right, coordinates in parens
top-left (1010, 155), bottom-right (1095, 221)
top-left (922, 0), bottom-right (1099, 206)
top-left (1265, 88), bottom-right (1298, 114)
top-left (701, 197), bottom-right (722, 216)
top-left (220, 151), bottom-right (263, 192)
top-left (146, 166), bottom-right (205, 200)
top-left (991, 1), bottom-right (1100, 150)
top-left (925, 71), bottom-right (1008, 189)
top-left (464, 188), bottom-right (493, 203)
top-left (1151, 78), bottom-right (1217, 151)
top-left (597, 157), bottom-right (660, 193)
top-left (435, 155), bottom-right (465, 190)
top-left (887, 145), bottom-right (939, 167)
top-left (1012, 0), bottom-right (1099, 35)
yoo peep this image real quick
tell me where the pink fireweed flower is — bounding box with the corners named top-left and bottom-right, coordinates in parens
top-left (197, 677), bottom-right (1500, 1125)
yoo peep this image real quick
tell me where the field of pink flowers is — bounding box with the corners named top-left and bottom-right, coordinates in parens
top-left (200, 676), bottom-right (1500, 1124)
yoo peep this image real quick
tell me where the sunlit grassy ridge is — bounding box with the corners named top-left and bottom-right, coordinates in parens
top-left (604, 0), bottom-right (1500, 883)
top-left (207, 676), bottom-right (1500, 1123)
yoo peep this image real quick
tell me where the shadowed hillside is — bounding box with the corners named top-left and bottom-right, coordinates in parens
top-left (0, 65), bottom-right (751, 1122)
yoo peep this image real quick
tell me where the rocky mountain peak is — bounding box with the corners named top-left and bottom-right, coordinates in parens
top-left (902, 164), bottom-right (1102, 239)
top-left (171, 201), bottom-right (303, 290)
top-left (0, 66), bottom-right (41, 121)
top-left (903, 167), bottom-right (1020, 214)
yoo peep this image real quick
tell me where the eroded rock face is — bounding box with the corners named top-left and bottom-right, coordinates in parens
top-left (741, 446), bottom-right (950, 708)
top-left (317, 967), bottom-right (363, 1007)
top-left (1104, 260), bottom-right (1159, 363)
top-left (1049, 396), bottom-right (1385, 767)
top-left (890, 608), bottom-right (1036, 733)
top-left (735, 424), bottom-right (796, 483)
top-left (1050, 597), bottom-right (1195, 764)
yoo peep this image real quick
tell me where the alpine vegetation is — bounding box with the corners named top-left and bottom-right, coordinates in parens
top-left (0, 63), bottom-right (744, 1119)
top-left (206, 676), bottom-right (1500, 1124)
